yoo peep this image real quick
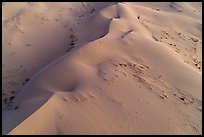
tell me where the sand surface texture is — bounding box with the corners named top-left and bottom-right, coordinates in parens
top-left (2, 2), bottom-right (202, 135)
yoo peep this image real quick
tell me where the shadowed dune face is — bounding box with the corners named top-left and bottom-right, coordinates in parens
top-left (2, 2), bottom-right (202, 135)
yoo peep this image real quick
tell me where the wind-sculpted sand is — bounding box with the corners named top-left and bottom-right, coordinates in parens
top-left (2, 2), bottom-right (202, 135)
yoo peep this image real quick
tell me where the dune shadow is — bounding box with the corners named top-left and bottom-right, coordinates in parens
top-left (2, 88), bottom-right (53, 135)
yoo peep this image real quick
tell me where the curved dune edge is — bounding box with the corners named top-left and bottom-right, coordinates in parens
top-left (3, 2), bottom-right (202, 135)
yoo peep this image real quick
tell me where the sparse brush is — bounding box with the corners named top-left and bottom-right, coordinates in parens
top-left (90, 8), bottom-right (95, 13)
top-left (25, 78), bottom-right (30, 82)
top-left (10, 96), bottom-right (15, 101)
top-left (71, 40), bottom-right (75, 46)
top-left (14, 106), bottom-right (19, 110)
top-left (3, 98), bottom-right (7, 102)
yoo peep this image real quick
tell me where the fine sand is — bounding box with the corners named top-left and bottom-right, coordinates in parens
top-left (2, 2), bottom-right (202, 135)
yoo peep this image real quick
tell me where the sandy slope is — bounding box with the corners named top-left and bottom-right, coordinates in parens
top-left (2, 2), bottom-right (202, 135)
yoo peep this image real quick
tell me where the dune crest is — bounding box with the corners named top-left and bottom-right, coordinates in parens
top-left (2, 2), bottom-right (202, 135)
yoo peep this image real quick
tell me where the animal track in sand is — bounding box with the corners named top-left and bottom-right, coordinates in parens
top-left (63, 97), bottom-right (69, 102)
top-left (151, 83), bottom-right (192, 105)
top-left (192, 58), bottom-right (201, 70)
top-left (152, 8), bottom-right (160, 11)
top-left (159, 94), bottom-right (168, 100)
top-left (98, 59), bottom-right (200, 108)
top-left (133, 64), bottom-right (200, 107)
top-left (191, 37), bottom-right (199, 43)
top-left (152, 36), bottom-right (159, 42)
top-left (88, 93), bottom-right (98, 99)
top-left (143, 19), bottom-right (163, 27)
top-left (159, 30), bottom-right (201, 69)
top-left (69, 92), bottom-right (98, 103)
top-left (73, 96), bottom-right (81, 102)
top-left (110, 60), bottom-right (150, 86)
top-left (170, 86), bottom-right (200, 107)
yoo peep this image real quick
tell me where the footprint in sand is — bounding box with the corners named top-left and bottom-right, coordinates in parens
top-left (152, 36), bottom-right (159, 42)
top-left (160, 94), bottom-right (168, 99)
top-left (73, 96), bottom-right (81, 102)
top-left (63, 97), bottom-right (69, 102)
top-left (87, 93), bottom-right (98, 100)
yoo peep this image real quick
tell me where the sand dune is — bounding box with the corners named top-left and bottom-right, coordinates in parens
top-left (2, 2), bottom-right (202, 135)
